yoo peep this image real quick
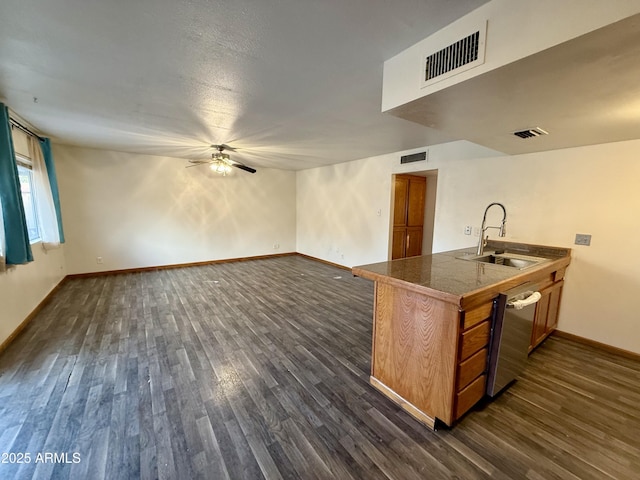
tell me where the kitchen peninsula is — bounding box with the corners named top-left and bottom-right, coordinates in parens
top-left (352, 241), bottom-right (571, 428)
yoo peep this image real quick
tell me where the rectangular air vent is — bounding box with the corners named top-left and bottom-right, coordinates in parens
top-left (400, 151), bottom-right (427, 164)
top-left (421, 21), bottom-right (487, 89)
top-left (513, 127), bottom-right (548, 139)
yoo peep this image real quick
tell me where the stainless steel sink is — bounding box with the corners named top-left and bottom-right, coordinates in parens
top-left (457, 251), bottom-right (549, 270)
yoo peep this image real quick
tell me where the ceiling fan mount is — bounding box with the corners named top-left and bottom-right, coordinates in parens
top-left (187, 144), bottom-right (256, 174)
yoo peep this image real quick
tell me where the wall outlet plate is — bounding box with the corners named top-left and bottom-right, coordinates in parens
top-left (575, 233), bottom-right (591, 246)
top-left (464, 225), bottom-right (472, 235)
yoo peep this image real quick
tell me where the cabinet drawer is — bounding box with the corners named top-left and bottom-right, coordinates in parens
top-left (459, 320), bottom-right (490, 361)
top-left (462, 303), bottom-right (493, 330)
top-left (455, 374), bottom-right (486, 419)
top-left (456, 348), bottom-right (487, 391)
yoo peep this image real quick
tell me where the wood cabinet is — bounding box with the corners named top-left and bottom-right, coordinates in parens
top-left (353, 241), bottom-right (571, 429)
top-left (530, 279), bottom-right (564, 351)
top-left (392, 175), bottom-right (426, 260)
top-left (368, 278), bottom-right (568, 427)
top-left (454, 302), bottom-right (492, 420)
top-left (369, 282), bottom-right (493, 428)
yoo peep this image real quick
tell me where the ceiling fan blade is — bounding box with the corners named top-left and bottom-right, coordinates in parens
top-left (185, 161), bottom-right (213, 168)
top-left (232, 163), bottom-right (257, 174)
top-left (211, 144), bottom-right (236, 152)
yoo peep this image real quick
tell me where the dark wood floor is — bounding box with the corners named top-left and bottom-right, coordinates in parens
top-left (1, 256), bottom-right (639, 480)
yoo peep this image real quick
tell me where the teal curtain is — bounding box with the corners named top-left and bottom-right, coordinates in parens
top-left (39, 138), bottom-right (65, 243)
top-left (0, 103), bottom-right (33, 264)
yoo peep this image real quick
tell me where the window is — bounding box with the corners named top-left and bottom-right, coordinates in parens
top-left (16, 155), bottom-right (41, 244)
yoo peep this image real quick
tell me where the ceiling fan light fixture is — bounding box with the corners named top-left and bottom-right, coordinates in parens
top-left (210, 151), bottom-right (232, 175)
top-left (212, 152), bottom-right (230, 161)
top-left (210, 159), bottom-right (232, 175)
top-left (186, 144), bottom-right (255, 174)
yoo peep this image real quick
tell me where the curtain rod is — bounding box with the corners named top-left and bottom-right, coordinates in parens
top-left (9, 117), bottom-right (45, 142)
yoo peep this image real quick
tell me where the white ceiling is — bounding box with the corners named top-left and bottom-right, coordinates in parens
top-left (5, 2), bottom-right (637, 172)
top-left (0, 0), bottom-right (489, 170)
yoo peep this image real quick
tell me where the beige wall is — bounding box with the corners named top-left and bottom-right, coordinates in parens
top-left (297, 139), bottom-right (640, 354)
top-left (54, 145), bottom-right (297, 274)
top-left (0, 247), bottom-right (66, 345)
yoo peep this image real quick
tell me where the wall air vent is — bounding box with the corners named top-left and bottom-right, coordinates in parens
top-left (400, 151), bottom-right (427, 164)
top-left (421, 21), bottom-right (487, 89)
top-left (513, 127), bottom-right (549, 139)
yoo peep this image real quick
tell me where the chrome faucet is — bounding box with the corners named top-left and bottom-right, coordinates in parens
top-left (477, 202), bottom-right (507, 255)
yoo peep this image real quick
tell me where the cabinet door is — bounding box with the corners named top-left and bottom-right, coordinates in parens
top-left (391, 227), bottom-right (407, 260)
top-left (530, 280), bottom-right (564, 350)
top-left (544, 281), bottom-right (564, 333)
top-left (407, 178), bottom-right (426, 227)
top-left (393, 176), bottom-right (409, 227)
top-left (392, 175), bottom-right (426, 259)
top-left (531, 291), bottom-right (550, 349)
top-left (405, 227), bottom-right (423, 258)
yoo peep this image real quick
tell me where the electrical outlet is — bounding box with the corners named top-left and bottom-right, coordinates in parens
top-left (377, 209), bottom-right (381, 217)
top-left (464, 225), bottom-right (472, 235)
top-left (96, 256), bottom-right (103, 264)
top-left (574, 233), bottom-right (591, 246)
top-left (273, 243), bottom-right (280, 250)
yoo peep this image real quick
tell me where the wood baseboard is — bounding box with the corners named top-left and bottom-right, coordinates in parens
top-left (295, 253), bottom-right (351, 271)
top-left (65, 252), bottom-right (298, 279)
top-left (0, 277), bottom-right (67, 355)
top-left (370, 376), bottom-right (436, 430)
top-left (552, 330), bottom-right (640, 361)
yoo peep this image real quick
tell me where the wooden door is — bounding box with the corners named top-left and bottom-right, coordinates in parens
top-left (392, 175), bottom-right (426, 259)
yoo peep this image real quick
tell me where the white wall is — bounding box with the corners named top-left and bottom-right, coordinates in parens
top-left (422, 174), bottom-right (438, 254)
top-left (297, 156), bottom-right (391, 267)
top-left (296, 139), bottom-right (640, 354)
top-left (55, 145), bottom-right (297, 274)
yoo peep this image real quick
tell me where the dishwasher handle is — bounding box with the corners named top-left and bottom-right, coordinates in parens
top-left (507, 291), bottom-right (542, 310)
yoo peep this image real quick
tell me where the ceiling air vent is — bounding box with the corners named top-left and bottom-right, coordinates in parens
top-left (421, 21), bottom-right (487, 88)
top-left (513, 127), bottom-right (549, 139)
top-left (400, 151), bottom-right (427, 164)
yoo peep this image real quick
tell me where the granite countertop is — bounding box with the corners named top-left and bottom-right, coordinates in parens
top-left (352, 241), bottom-right (571, 306)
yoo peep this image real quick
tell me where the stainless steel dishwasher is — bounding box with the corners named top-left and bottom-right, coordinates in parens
top-left (486, 283), bottom-right (541, 397)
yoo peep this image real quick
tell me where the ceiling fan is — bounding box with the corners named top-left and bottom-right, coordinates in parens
top-left (186, 144), bottom-right (257, 175)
